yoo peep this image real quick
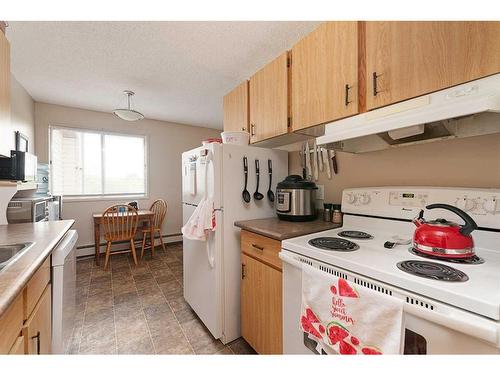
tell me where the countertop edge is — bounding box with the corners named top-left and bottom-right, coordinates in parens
top-left (234, 220), bottom-right (341, 241)
top-left (0, 219), bottom-right (75, 318)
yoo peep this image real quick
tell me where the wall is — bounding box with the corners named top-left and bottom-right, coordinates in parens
top-left (289, 133), bottom-right (500, 204)
top-left (35, 102), bottom-right (220, 255)
top-left (0, 75), bottom-right (35, 156)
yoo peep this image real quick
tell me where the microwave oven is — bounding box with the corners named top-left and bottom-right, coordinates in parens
top-left (0, 151), bottom-right (37, 182)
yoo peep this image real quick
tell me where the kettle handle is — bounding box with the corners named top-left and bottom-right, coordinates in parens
top-left (425, 203), bottom-right (478, 236)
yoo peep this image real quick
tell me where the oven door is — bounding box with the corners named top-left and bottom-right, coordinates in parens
top-left (33, 200), bottom-right (49, 222)
top-left (280, 250), bottom-right (500, 355)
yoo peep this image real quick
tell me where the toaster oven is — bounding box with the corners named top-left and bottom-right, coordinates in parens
top-left (7, 197), bottom-right (50, 223)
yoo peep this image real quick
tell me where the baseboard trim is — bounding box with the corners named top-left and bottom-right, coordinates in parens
top-left (76, 233), bottom-right (182, 258)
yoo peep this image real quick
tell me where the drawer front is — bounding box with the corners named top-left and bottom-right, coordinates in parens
top-left (0, 293), bottom-right (23, 354)
top-left (8, 335), bottom-right (25, 355)
top-left (24, 284), bottom-right (52, 355)
top-left (241, 230), bottom-right (282, 270)
top-left (24, 257), bottom-right (50, 320)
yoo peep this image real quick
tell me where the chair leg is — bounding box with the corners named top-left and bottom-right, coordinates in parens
top-left (130, 239), bottom-right (138, 266)
top-left (104, 241), bottom-right (112, 271)
top-left (141, 231), bottom-right (147, 259)
top-left (151, 231), bottom-right (155, 258)
top-left (159, 230), bottom-right (167, 252)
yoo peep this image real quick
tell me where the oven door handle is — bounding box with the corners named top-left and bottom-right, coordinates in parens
top-left (279, 251), bottom-right (499, 346)
top-left (404, 304), bottom-right (499, 345)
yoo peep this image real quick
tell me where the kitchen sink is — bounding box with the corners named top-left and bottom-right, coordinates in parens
top-left (0, 242), bottom-right (34, 271)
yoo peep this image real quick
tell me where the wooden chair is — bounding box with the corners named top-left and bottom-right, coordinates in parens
top-left (101, 204), bottom-right (139, 271)
top-left (140, 199), bottom-right (167, 258)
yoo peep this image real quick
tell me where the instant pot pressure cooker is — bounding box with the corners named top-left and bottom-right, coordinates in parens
top-left (276, 175), bottom-right (317, 221)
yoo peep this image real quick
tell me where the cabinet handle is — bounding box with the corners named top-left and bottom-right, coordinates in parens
top-left (250, 123), bottom-right (256, 136)
top-left (251, 244), bottom-right (264, 251)
top-left (344, 84), bottom-right (351, 106)
top-left (31, 331), bottom-right (41, 354)
top-left (372, 72), bottom-right (381, 96)
top-left (241, 263), bottom-right (246, 279)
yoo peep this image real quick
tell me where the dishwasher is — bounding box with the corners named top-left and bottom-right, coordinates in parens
top-left (51, 229), bottom-right (78, 354)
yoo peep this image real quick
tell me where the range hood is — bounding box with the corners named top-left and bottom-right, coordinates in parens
top-left (316, 73), bottom-right (500, 153)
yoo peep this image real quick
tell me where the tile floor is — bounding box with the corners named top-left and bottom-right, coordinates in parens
top-left (69, 242), bottom-right (256, 355)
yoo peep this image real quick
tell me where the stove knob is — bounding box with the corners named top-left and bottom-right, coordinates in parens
top-left (359, 194), bottom-right (371, 205)
top-left (456, 197), bottom-right (476, 212)
top-left (483, 198), bottom-right (498, 214)
top-left (346, 193), bottom-right (357, 204)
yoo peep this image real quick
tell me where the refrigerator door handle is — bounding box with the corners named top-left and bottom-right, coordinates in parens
top-left (206, 231), bottom-right (215, 268)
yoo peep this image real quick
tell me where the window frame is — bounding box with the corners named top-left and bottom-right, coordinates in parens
top-left (49, 124), bottom-right (149, 202)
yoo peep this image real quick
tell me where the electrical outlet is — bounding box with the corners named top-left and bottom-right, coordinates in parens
top-left (316, 184), bottom-right (325, 200)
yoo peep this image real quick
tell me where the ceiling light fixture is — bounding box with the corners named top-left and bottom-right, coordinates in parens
top-left (113, 90), bottom-right (144, 121)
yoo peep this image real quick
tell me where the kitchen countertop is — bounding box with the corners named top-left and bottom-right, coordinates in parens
top-left (234, 216), bottom-right (341, 241)
top-left (0, 220), bottom-right (74, 317)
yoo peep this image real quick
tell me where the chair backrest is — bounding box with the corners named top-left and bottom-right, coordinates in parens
top-left (150, 199), bottom-right (167, 229)
top-left (102, 204), bottom-right (139, 241)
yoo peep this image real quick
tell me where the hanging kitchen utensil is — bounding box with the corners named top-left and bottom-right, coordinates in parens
top-left (322, 148), bottom-right (331, 179)
top-left (318, 145), bottom-right (324, 172)
top-left (329, 149), bottom-right (338, 174)
top-left (267, 159), bottom-right (275, 202)
top-left (242, 156), bottom-right (251, 203)
top-left (300, 143), bottom-right (306, 179)
top-left (412, 203), bottom-right (478, 259)
top-left (312, 141), bottom-right (319, 181)
top-left (305, 141), bottom-right (311, 180)
top-left (253, 159), bottom-right (264, 201)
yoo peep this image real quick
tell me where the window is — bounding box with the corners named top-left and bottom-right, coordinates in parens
top-left (50, 126), bottom-right (147, 198)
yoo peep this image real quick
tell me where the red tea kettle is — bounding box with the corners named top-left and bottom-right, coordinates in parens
top-left (412, 203), bottom-right (478, 259)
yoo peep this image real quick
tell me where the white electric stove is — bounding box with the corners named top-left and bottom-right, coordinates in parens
top-left (280, 187), bottom-right (500, 354)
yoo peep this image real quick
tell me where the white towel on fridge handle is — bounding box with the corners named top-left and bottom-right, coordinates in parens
top-left (300, 264), bottom-right (405, 355)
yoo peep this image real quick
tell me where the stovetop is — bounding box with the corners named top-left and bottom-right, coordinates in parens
top-left (281, 215), bottom-right (500, 320)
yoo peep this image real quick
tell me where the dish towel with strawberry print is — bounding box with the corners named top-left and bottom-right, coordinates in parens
top-left (300, 264), bottom-right (405, 355)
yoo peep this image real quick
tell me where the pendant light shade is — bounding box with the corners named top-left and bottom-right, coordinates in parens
top-left (113, 90), bottom-right (144, 121)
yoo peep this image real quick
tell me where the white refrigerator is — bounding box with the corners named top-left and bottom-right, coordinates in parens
top-left (181, 143), bottom-right (288, 344)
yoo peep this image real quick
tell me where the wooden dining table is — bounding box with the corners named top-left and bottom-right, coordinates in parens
top-left (92, 209), bottom-right (155, 265)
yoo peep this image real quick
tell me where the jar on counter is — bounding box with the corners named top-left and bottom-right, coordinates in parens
top-left (332, 204), bottom-right (343, 224)
top-left (323, 203), bottom-right (333, 222)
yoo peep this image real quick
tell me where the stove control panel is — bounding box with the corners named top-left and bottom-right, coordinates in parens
top-left (389, 191), bottom-right (428, 208)
top-left (342, 187), bottom-right (500, 229)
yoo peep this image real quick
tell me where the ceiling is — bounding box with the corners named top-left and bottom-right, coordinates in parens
top-left (7, 21), bottom-right (321, 129)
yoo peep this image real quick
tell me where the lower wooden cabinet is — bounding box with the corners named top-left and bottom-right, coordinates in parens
top-left (0, 257), bottom-right (52, 355)
top-left (0, 293), bottom-right (23, 354)
top-left (8, 336), bottom-right (25, 355)
top-left (23, 285), bottom-right (51, 354)
top-left (240, 230), bottom-right (282, 354)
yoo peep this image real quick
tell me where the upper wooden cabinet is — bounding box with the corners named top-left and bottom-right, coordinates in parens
top-left (365, 21), bottom-right (500, 110)
top-left (249, 52), bottom-right (289, 143)
top-left (291, 22), bottom-right (358, 131)
top-left (223, 81), bottom-right (249, 132)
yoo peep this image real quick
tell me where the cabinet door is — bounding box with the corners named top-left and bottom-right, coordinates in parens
top-left (241, 254), bottom-right (282, 354)
top-left (223, 81), bottom-right (249, 132)
top-left (291, 22), bottom-right (358, 131)
top-left (24, 285), bottom-right (51, 355)
top-left (0, 31), bottom-right (11, 157)
top-left (249, 52), bottom-right (288, 143)
top-left (366, 21), bottom-right (500, 110)
top-left (8, 336), bottom-right (25, 355)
